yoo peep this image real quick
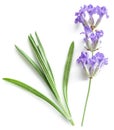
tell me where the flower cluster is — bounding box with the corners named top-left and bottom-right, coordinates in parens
top-left (75, 4), bottom-right (108, 78)
top-left (83, 30), bottom-right (104, 51)
top-left (75, 4), bottom-right (109, 29)
top-left (77, 52), bottom-right (108, 78)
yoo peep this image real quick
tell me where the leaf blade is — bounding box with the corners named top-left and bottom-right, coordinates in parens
top-left (28, 35), bottom-right (60, 100)
top-left (3, 78), bottom-right (67, 119)
top-left (63, 42), bottom-right (74, 103)
top-left (15, 45), bottom-right (45, 80)
top-left (15, 45), bottom-right (57, 99)
top-left (35, 32), bottom-right (55, 83)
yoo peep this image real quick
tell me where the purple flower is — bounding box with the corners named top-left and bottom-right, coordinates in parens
top-left (87, 4), bottom-right (96, 16)
top-left (95, 6), bottom-right (109, 18)
top-left (77, 52), bottom-right (108, 77)
top-left (92, 52), bottom-right (108, 67)
top-left (95, 6), bottom-right (109, 27)
top-left (75, 5), bottom-right (88, 26)
top-left (95, 30), bottom-right (104, 38)
top-left (83, 30), bottom-right (104, 51)
top-left (74, 5), bottom-right (108, 29)
top-left (89, 30), bottom-right (103, 43)
top-left (77, 52), bottom-right (89, 67)
top-left (84, 26), bottom-right (92, 34)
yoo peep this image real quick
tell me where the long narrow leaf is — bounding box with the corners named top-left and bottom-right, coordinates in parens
top-left (3, 78), bottom-right (67, 119)
top-left (28, 35), bottom-right (60, 100)
top-left (15, 45), bottom-right (57, 99)
top-left (30, 34), bottom-right (55, 83)
top-left (63, 42), bottom-right (74, 103)
top-left (15, 45), bottom-right (45, 81)
top-left (35, 32), bottom-right (55, 83)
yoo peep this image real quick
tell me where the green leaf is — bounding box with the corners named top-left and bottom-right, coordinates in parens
top-left (15, 45), bottom-right (45, 81)
top-left (35, 32), bottom-right (55, 83)
top-left (28, 35), bottom-right (60, 100)
top-left (3, 78), bottom-right (67, 119)
top-left (15, 45), bottom-right (57, 99)
top-left (63, 42), bottom-right (74, 103)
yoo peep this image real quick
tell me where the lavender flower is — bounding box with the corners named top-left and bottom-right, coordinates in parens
top-left (77, 52), bottom-right (108, 78)
top-left (75, 5), bottom-right (88, 26)
top-left (75, 4), bottom-right (108, 29)
top-left (77, 52), bottom-right (89, 67)
top-left (75, 4), bottom-right (109, 126)
top-left (83, 30), bottom-right (104, 51)
top-left (96, 6), bottom-right (109, 17)
top-left (95, 6), bottom-right (109, 27)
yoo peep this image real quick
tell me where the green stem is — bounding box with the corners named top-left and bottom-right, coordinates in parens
top-left (81, 78), bottom-right (92, 126)
top-left (69, 118), bottom-right (75, 125)
top-left (64, 99), bottom-right (75, 125)
top-left (57, 99), bottom-right (74, 125)
top-left (92, 51), bottom-right (94, 56)
top-left (65, 100), bottom-right (71, 116)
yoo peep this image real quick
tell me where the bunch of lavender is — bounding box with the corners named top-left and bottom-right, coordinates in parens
top-left (75, 4), bottom-right (108, 126)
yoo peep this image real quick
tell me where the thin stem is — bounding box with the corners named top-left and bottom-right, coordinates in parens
top-left (64, 99), bottom-right (75, 125)
top-left (69, 118), bottom-right (75, 125)
top-left (57, 99), bottom-right (75, 125)
top-left (81, 78), bottom-right (92, 126)
top-left (92, 51), bottom-right (94, 56)
top-left (65, 100), bottom-right (71, 116)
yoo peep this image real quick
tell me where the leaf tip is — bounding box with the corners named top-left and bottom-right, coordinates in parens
top-left (35, 31), bottom-right (37, 35)
top-left (71, 41), bottom-right (74, 47)
top-left (2, 78), bottom-right (7, 81)
top-left (15, 45), bottom-right (18, 49)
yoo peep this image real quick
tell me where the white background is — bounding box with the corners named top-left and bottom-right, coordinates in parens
top-left (0, 0), bottom-right (113, 129)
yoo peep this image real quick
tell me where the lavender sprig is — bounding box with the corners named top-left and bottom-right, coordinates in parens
top-left (75, 4), bottom-right (108, 126)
